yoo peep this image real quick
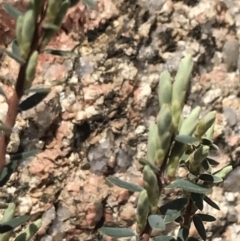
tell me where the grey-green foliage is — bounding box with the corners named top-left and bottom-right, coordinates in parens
top-left (0, 203), bottom-right (42, 241)
top-left (0, 0), bottom-right (96, 240)
top-left (100, 54), bottom-right (233, 241)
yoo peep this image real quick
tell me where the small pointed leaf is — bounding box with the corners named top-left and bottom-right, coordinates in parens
top-left (160, 198), bottom-right (188, 215)
top-left (175, 135), bottom-right (200, 145)
top-left (160, 198), bottom-right (188, 224)
top-left (107, 177), bottom-right (143, 192)
top-left (201, 159), bottom-right (211, 173)
top-left (3, 49), bottom-right (25, 64)
top-left (12, 39), bottom-right (19, 56)
top-left (196, 214), bottom-right (216, 222)
top-left (10, 149), bottom-right (40, 161)
top-left (19, 92), bottom-right (49, 111)
top-left (0, 203), bottom-right (16, 240)
top-left (24, 88), bottom-right (51, 94)
top-left (204, 196), bottom-right (220, 210)
top-left (98, 227), bottom-right (135, 238)
top-left (201, 139), bottom-right (212, 146)
top-left (193, 215), bottom-right (206, 240)
top-left (211, 143), bottom-right (219, 150)
top-left (177, 227), bottom-right (189, 241)
top-left (42, 23), bottom-right (59, 30)
top-left (165, 178), bottom-right (211, 194)
top-left (213, 165), bottom-right (232, 179)
top-left (191, 193), bottom-right (203, 211)
top-left (45, 49), bottom-right (77, 57)
top-left (198, 174), bottom-right (222, 183)
top-left (139, 159), bottom-right (159, 172)
top-left (207, 158), bottom-right (219, 166)
top-left (201, 139), bottom-right (219, 150)
top-left (148, 215), bottom-right (165, 230)
top-left (14, 219), bottom-right (42, 241)
top-left (0, 203), bottom-right (15, 223)
top-left (0, 215), bottom-right (29, 233)
top-left (164, 210), bottom-right (182, 224)
top-left (174, 216), bottom-right (183, 223)
top-left (2, 3), bottom-right (23, 19)
top-left (0, 161), bottom-right (18, 187)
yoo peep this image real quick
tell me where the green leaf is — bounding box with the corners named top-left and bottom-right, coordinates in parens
top-left (165, 178), bottom-right (211, 194)
top-left (19, 92), bottom-right (49, 111)
top-left (171, 54), bottom-right (193, 131)
top-left (12, 39), bottom-right (19, 57)
top-left (198, 174), bottom-right (222, 183)
top-left (2, 3), bottom-right (23, 19)
top-left (139, 159), bottom-right (159, 172)
top-left (98, 227), bottom-right (135, 238)
top-left (153, 236), bottom-right (176, 241)
top-left (160, 198), bottom-right (188, 224)
top-left (174, 216), bottom-right (183, 223)
top-left (193, 215), bottom-right (206, 240)
top-left (0, 123), bottom-right (12, 135)
top-left (158, 70), bottom-right (172, 107)
top-left (213, 165), bottom-right (232, 179)
top-left (0, 203), bottom-right (16, 241)
top-left (160, 198), bottom-right (188, 215)
top-left (201, 159), bottom-right (211, 173)
top-left (25, 51), bottom-right (39, 87)
top-left (179, 106), bottom-right (201, 136)
top-left (201, 139), bottom-right (219, 150)
top-left (164, 210), bottom-right (182, 224)
top-left (148, 215), bottom-right (165, 230)
top-left (10, 149), bottom-right (40, 161)
top-left (106, 177), bottom-right (144, 192)
top-left (175, 135), bottom-right (200, 145)
top-left (200, 139), bottom-right (212, 146)
top-left (0, 203), bottom-right (15, 223)
top-left (42, 23), bottom-right (59, 30)
top-left (136, 189), bottom-right (149, 233)
top-left (191, 193), bottom-right (203, 211)
top-left (0, 215), bottom-right (29, 234)
top-left (82, 0), bottom-right (97, 9)
top-left (211, 143), bottom-right (219, 150)
top-left (0, 161), bottom-right (18, 187)
top-left (177, 227), bottom-right (189, 241)
top-left (206, 158), bottom-right (219, 166)
top-left (196, 214), bottom-right (216, 222)
top-left (24, 88), bottom-right (51, 94)
top-left (45, 49), bottom-right (77, 57)
top-left (204, 196), bottom-right (220, 210)
top-left (3, 49), bottom-right (25, 64)
top-left (13, 219), bottom-right (42, 241)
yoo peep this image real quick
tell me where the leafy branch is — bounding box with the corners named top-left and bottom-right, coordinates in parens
top-left (99, 55), bottom-right (232, 241)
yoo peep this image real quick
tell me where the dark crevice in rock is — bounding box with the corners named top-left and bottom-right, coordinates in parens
top-left (72, 121), bottom-right (92, 149)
